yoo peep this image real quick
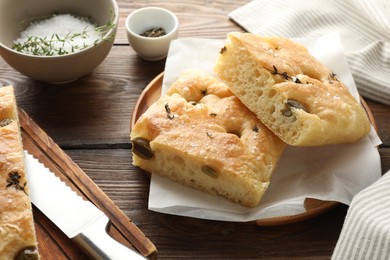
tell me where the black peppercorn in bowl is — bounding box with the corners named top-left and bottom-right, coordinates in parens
top-left (125, 7), bottom-right (179, 61)
top-left (0, 0), bottom-right (119, 83)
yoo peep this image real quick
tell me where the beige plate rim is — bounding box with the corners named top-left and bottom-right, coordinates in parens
top-left (130, 72), bottom-right (376, 226)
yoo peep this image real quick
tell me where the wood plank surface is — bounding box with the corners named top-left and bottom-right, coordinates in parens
top-left (1, 0), bottom-right (390, 259)
top-left (19, 109), bottom-right (157, 259)
top-left (68, 148), bottom-right (350, 259)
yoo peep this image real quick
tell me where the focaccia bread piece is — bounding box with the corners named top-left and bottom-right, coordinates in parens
top-left (0, 86), bottom-right (39, 259)
top-left (131, 70), bottom-right (286, 208)
top-left (215, 32), bottom-right (371, 146)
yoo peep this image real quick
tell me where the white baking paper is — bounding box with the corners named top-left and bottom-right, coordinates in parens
top-left (148, 32), bottom-right (382, 222)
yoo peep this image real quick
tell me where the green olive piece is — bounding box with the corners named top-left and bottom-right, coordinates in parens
top-left (132, 137), bottom-right (154, 160)
top-left (0, 118), bottom-right (14, 127)
top-left (15, 246), bottom-right (39, 260)
top-left (281, 99), bottom-right (309, 117)
top-left (201, 165), bottom-right (218, 178)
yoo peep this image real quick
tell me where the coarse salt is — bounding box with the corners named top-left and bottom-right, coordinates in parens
top-left (14, 14), bottom-right (102, 56)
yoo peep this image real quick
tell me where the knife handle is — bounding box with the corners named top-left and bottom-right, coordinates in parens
top-left (72, 215), bottom-right (147, 260)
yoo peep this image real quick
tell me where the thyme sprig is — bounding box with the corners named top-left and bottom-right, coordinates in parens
top-left (271, 65), bottom-right (302, 84)
top-left (328, 72), bottom-right (339, 84)
top-left (165, 103), bottom-right (174, 120)
top-left (6, 172), bottom-right (27, 195)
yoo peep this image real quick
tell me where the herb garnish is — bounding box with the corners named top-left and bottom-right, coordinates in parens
top-left (271, 65), bottom-right (279, 75)
top-left (271, 65), bottom-right (291, 80)
top-left (220, 46), bottom-right (227, 54)
top-left (164, 103), bottom-right (174, 120)
top-left (328, 72), bottom-right (339, 84)
top-left (6, 172), bottom-right (27, 194)
top-left (253, 126), bottom-right (259, 132)
top-left (270, 65), bottom-right (302, 84)
top-left (0, 118), bottom-right (13, 127)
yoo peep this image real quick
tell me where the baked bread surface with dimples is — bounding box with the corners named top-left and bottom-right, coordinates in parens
top-left (131, 70), bottom-right (285, 208)
top-left (215, 32), bottom-right (371, 146)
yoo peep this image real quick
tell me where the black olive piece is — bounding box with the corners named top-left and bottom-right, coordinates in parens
top-left (132, 137), bottom-right (154, 160)
top-left (281, 99), bottom-right (309, 117)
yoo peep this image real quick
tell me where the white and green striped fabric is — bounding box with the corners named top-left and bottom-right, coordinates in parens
top-left (230, 1), bottom-right (390, 258)
top-left (332, 170), bottom-right (390, 260)
top-left (229, 0), bottom-right (390, 106)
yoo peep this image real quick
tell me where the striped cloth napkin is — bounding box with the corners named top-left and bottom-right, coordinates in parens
top-left (229, 0), bottom-right (390, 106)
top-left (230, 1), bottom-right (390, 258)
top-left (332, 169), bottom-right (390, 259)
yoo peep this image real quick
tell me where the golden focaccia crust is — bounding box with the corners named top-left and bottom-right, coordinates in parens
top-left (0, 86), bottom-right (39, 259)
top-left (131, 70), bottom-right (285, 208)
top-left (215, 32), bottom-right (371, 146)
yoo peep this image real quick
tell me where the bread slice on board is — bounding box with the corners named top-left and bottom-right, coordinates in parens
top-left (0, 86), bottom-right (39, 259)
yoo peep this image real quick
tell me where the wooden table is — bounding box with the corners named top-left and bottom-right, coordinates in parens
top-left (1, 1), bottom-right (390, 259)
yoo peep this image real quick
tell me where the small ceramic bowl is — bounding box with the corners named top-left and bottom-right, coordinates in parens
top-left (0, 0), bottom-right (119, 83)
top-left (125, 7), bottom-right (179, 61)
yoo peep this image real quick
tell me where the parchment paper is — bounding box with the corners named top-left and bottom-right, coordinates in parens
top-left (148, 33), bottom-right (382, 222)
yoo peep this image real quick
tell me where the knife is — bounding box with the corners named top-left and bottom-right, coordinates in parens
top-left (24, 152), bottom-right (147, 260)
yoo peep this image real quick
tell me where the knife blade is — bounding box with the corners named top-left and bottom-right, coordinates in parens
top-left (24, 152), bottom-right (147, 260)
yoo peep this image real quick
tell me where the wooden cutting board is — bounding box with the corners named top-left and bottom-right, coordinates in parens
top-left (19, 108), bottom-right (157, 259)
